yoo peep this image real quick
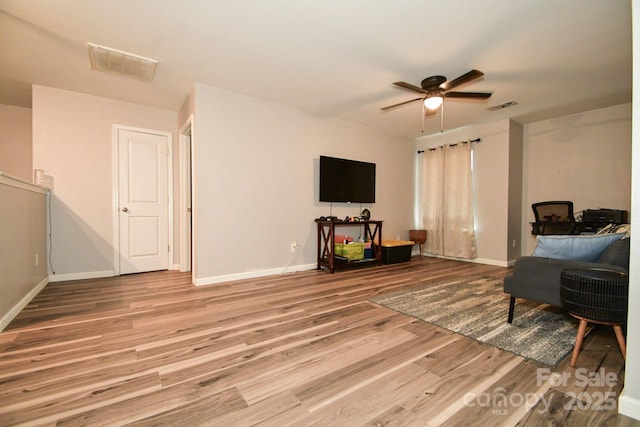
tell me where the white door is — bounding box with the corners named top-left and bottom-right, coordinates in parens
top-left (117, 129), bottom-right (169, 274)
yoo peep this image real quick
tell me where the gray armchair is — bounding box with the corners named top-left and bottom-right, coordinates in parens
top-left (503, 237), bottom-right (630, 323)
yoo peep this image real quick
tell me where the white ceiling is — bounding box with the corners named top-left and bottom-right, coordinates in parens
top-left (0, 0), bottom-right (632, 139)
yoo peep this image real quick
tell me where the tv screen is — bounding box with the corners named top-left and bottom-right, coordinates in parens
top-left (319, 156), bottom-right (376, 203)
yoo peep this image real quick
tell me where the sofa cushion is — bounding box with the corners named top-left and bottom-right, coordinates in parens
top-left (597, 237), bottom-right (630, 268)
top-left (531, 233), bottom-right (625, 262)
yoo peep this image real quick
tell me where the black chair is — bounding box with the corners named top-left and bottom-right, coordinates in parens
top-left (531, 201), bottom-right (578, 235)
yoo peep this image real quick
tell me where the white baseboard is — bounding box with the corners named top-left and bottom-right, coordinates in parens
top-left (418, 253), bottom-right (510, 267)
top-left (49, 270), bottom-right (114, 282)
top-left (471, 257), bottom-right (511, 267)
top-left (0, 276), bottom-right (49, 331)
top-left (195, 263), bottom-right (316, 286)
top-left (619, 391), bottom-right (640, 421)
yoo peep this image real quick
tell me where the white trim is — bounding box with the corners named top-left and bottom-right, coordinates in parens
top-left (111, 126), bottom-right (120, 275)
top-left (0, 172), bottom-right (48, 194)
top-left (0, 276), bottom-right (49, 331)
top-left (178, 115), bottom-right (193, 273)
top-left (190, 119), bottom-right (197, 285)
top-left (112, 125), bottom-right (173, 276)
top-left (470, 257), bottom-right (510, 268)
top-left (49, 270), bottom-right (114, 282)
top-left (195, 263), bottom-right (316, 286)
top-left (419, 253), bottom-right (510, 267)
top-left (619, 391), bottom-right (640, 421)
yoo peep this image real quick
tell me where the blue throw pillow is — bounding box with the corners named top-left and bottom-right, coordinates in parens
top-left (532, 233), bottom-right (626, 262)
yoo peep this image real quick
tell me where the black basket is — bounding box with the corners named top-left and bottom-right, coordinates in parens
top-left (560, 269), bottom-right (629, 324)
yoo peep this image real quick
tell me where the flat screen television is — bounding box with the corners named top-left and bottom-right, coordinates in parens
top-left (319, 155), bottom-right (376, 203)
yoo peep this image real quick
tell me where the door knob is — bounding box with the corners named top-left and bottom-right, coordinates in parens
top-left (122, 207), bottom-right (129, 212)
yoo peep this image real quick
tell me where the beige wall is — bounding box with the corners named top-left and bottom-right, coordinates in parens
top-left (522, 103), bottom-right (631, 254)
top-left (0, 104), bottom-right (32, 181)
top-left (191, 84), bottom-right (414, 284)
top-left (32, 86), bottom-right (177, 280)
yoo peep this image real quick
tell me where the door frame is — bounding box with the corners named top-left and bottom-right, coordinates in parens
top-left (178, 114), bottom-right (194, 274)
top-left (112, 124), bottom-right (174, 276)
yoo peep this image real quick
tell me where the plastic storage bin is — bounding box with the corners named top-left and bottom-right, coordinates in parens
top-left (334, 242), bottom-right (365, 261)
top-left (377, 240), bottom-right (414, 264)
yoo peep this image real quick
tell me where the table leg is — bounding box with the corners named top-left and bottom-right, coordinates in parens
top-left (316, 223), bottom-right (321, 270)
top-left (613, 325), bottom-right (626, 359)
top-left (570, 318), bottom-right (589, 367)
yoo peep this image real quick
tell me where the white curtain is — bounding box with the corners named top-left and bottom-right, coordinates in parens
top-left (421, 143), bottom-right (477, 259)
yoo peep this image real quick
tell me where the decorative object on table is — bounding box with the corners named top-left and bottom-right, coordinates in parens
top-left (371, 276), bottom-right (589, 367)
top-left (561, 268), bottom-right (628, 367)
top-left (361, 208), bottom-right (371, 220)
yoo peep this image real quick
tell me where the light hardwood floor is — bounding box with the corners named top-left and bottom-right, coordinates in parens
top-left (1, 257), bottom-right (637, 426)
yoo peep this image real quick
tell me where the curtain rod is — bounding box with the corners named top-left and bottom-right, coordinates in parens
top-left (417, 138), bottom-right (481, 154)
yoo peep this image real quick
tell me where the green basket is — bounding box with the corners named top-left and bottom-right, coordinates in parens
top-left (334, 242), bottom-right (365, 260)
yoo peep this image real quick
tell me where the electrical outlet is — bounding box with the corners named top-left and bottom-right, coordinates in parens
top-left (291, 241), bottom-right (297, 252)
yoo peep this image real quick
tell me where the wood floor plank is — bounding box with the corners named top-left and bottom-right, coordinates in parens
top-left (443, 359), bottom-right (545, 425)
top-left (56, 380), bottom-right (247, 426)
top-left (403, 343), bottom-right (522, 420)
top-left (291, 329), bottom-right (457, 411)
top-left (297, 363), bottom-right (438, 426)
top-left (238, 326), bottom-right (420, 405)
top-left (0, 257), bottom-right (635, 426)
top-left (0, 349), bottom-right (137, 396)
top-left (194, 390), bottom-right (302, 427)
top-left (0, 373), bottom-right (161, 426)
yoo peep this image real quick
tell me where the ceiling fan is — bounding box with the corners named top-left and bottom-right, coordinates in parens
top-left (381, 69), bottom-right (492, 132)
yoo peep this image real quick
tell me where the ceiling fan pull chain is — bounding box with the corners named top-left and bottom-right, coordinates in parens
top-left (440, 102), bottom-right (444, 133)
top-left (422, 103), bottom-right (425, 133)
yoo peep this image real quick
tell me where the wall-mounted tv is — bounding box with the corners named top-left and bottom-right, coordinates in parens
top-left (319, 155), bottom-right (376, 203)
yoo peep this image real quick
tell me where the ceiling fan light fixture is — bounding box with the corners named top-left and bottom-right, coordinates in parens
top-left (424, 96), bottom-right (443, 110)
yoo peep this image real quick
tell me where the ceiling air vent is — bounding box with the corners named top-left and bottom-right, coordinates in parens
top-left (88, 43), bottom-right (157, 82)
top-left (487, 101), bottom-right (518, 111)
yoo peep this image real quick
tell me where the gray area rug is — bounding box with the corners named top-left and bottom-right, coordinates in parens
top-left (370, 276), bottom-right (585, 367)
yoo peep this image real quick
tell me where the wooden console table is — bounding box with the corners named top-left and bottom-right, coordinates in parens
top-left (315, 219), bottom-right (383, 273)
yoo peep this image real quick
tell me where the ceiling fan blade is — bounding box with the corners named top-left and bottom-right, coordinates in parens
top-left (380, 97), bottom-right (424, 111)
top-left (444, 91), bottom-right (492, 99)
top-left (393, 81), bottom-right (426, 93)
top-left (439, 69), bottom-right (484, 91)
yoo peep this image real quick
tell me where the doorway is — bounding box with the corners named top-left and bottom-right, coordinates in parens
top-left (114, 126), bottom-right (172, 275)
